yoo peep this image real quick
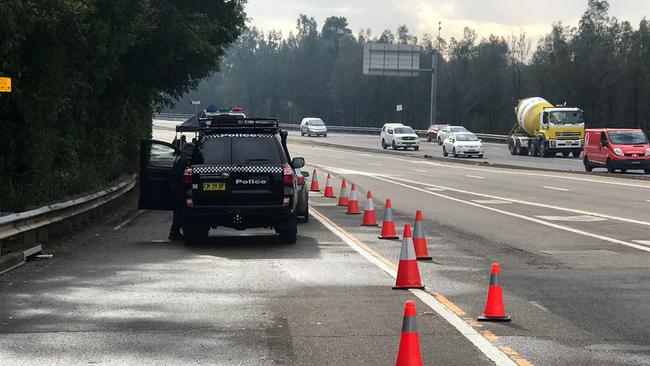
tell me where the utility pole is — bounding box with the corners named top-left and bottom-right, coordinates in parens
top-left (430, 21), bottom-right (442, 126)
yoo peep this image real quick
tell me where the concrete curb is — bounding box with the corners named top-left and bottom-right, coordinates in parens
top-left (0, 252), bottom-right (25, 275)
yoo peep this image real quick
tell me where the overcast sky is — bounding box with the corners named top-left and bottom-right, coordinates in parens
top-left (246, 1), bottom-right (649, 41)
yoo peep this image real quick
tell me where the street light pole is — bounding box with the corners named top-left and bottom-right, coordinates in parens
top-left (430, 21), bottom-right (442, 127)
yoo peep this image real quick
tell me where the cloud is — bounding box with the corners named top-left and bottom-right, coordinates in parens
top-left (245, 0), bottom-right (650, 40)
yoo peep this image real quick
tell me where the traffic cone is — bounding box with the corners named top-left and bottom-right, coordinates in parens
top-left (310, 169), bottom-right (320, 192)
top-left (346, 184), bottom-right (361, 215)
top-left (323, 173), bottom-right (336, 198)
top-left (337, 179), bottom-right (349, 206)
top-left (379, 199), bottom-right (399, 239)
top-left (478, 263), bottom-right (511, 322)
top-left (393, 224), bottom-right (424, 290)
top-left (395, 300), bottom-right (424, 366)
top-left (361, 191), bottom-right (378, 226)
top-left (412, 210), bottom-right (432, 261)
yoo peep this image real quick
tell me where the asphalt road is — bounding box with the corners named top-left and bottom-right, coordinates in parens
top-left (2, 119), bottom-right (647, 365)
top-left (287, 141), bottom-right (650, 366)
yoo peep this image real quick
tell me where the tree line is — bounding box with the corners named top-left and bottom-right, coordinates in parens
top-left (0, 0), bottom-right (246, 212)
top-left (170, 0), bottom-right (650, 136)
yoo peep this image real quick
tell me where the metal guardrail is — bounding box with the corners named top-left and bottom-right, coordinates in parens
top-left (154, 113), bottom-right (509, 142)
top-left (0, 176), bottom-right (137, 241)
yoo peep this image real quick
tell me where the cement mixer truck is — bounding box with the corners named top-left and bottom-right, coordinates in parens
top-left (508, 97), bottom-right (585, 158)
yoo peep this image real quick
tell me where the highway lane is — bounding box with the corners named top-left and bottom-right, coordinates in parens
top-left (287, 141), bottom-right (650, 366)
top-left (0, 191), bottom-right (495, 365)
top-left (290, 131), bottom-right (602, 173)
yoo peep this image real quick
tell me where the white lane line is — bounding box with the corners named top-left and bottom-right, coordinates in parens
top-left (536, 215), bottom-right (607, 222)
top-left (384, 175), bottom-right (650, 229)
top-left (369, 175), bottom-right (650, 253)
top-left (309, 208), bottom-right (517, 366)
top-left (529, 301), bottom-right (550, 313)
top-left (632, 240), bottom-right (650, 247)
top-left (299, 145), bottom-right (650, 190)
top-left (368, 163), bottom-right (381, 167)
top-left (466, 175), bottom-right (485, 180)
top-left (472, 199), bottom-right (512, 205)
top-left (413, 169), bottom-right (428, 173)
top-left (113, 210), bottom-right (145, 231)
top-left (646, 200), bottom-right (650, 203)
top-left (543, 186), bottom-right (570, 192)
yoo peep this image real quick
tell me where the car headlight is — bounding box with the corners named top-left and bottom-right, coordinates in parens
top-left (646, 148), bottom-right (650, 156)
top-left (613, 148), bottom-right (624, 157)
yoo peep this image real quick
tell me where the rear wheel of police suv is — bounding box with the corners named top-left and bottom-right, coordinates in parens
top-left (278, 217), bottom-right (298, 244)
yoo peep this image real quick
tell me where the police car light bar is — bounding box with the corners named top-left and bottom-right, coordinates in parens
top-left (197, 115), bottom-right (279, 130)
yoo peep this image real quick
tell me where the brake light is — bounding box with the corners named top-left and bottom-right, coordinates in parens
top-left (283, 165), bottom-right (294, 186)
top-left (183, 167), bottom-right (193, 185)
top-left (296, 174), bottom-right (305, 186)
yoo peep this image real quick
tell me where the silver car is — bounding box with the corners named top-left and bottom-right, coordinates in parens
top-left (442, 132), bottom-right (485, 158)
top-left (300, 118), bottom-right (327, 137)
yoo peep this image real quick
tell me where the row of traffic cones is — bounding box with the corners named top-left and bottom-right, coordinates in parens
top-left (310, 169), bottom-right (511, 364)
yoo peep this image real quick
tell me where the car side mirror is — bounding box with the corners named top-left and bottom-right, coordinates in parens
top-left (292, 157), bottom-right (305, 168)
top-left (301, 171), bottom-right (310, 177)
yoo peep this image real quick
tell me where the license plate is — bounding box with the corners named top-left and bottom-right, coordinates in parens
top-left (203, 182), bottom-right (226, 191)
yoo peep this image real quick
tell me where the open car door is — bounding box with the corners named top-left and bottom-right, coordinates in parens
top-left (138, 140), bottom-right (179, 210)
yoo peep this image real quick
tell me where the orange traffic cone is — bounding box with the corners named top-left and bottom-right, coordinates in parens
top-left (310, 169), bottom-right (320, 192)
top-left (478, 263), bottom-right (511, 322)
top-left (393, 224), bottom-right (424, 290)
top-left (396, 300), bottom-right (424, 366)
top-left (379, 199), bottom-right (399, 239)
top-left (413, 210), bottom-right (432, 261)
top-left (346, 184), bottom-right (361, 215)
top-left (323, 173), bottom-right (336, 198)
top-left (361, 191), bottom-right (378, 226)
top-left (337, 179), bottom-right (349, 206)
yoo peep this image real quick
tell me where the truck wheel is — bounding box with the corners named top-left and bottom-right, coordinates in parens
top-left (572, 150), bottom-right (581, 158)
top-left (508, 139), bottom-right (517, 155)
top-left (562, 152), bottom-right (570, 157)
top-left (520, 146), bottom-right (529, 155)
top-left (583, 157), bottom-right (593, 172)
top-left (539, 142), bottom-right (549, 158)
top-left (531, 142), bottom-right (540, 156)
top-left (515, 140), bottom-right (522, 155)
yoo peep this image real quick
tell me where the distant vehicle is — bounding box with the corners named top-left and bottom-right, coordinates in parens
top-left (437, 126), bottom-right (468, 145)
top-left (139, 115), bottom-right (305, 244)
top-left (442, 132), bottom-right (484, 158)
top-left (294, 167), bottom-right (310, 222)
top-left (381, 123), bottom-right (419, 150)
top-left (583, 128), bottom-right (650, 174)
top-left (427, 124), bottom-right (449, 142)
top-left (300, 118), bottom-right (327, 137)
top-left (509, 97), bottom-right (584, 158)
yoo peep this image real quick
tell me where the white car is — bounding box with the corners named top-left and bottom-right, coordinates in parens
top-left (442, 132), bottom-right (484, 158)
top-left (300, 118), bottom-right (327, 137)
top-left (437, 125), bottom-right (468, 145)
top-left (381, 123), bottom-right (420, 151)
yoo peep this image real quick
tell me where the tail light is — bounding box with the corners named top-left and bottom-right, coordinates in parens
top-left (283, 165), bottom-right (294, 186)
top-left (183, 167), bottom-right (193, 185)
top-left (296, 174), bottom-right (305, 186)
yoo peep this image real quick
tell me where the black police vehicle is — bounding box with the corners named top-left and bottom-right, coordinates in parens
top-left (139, 115), bottom-right (305, 244)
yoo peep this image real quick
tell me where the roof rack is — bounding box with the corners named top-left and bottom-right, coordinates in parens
top-left (197, 115), bottom-right (279, 132)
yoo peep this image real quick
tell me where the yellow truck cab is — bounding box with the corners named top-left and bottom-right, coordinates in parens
top-left (508, 97), bottom-right (585, 158)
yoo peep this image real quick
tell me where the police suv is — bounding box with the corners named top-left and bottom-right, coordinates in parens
top-left (139, 116), bottom-right (305, 244)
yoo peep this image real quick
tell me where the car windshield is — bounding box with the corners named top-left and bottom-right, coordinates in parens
top-left (395, 127), bottom-right (414, 134)
top-left (309, 120), bottom-right (324, 126)
top-left (608, 131), bottom-right (648, 145)
top-left (455, 133), bottom-right (479, 141)
top-left (192, 136), bottom-right (283, 166)
top-left (450, 127), bottom-right (468, 132)
top-left (548, 111), bottom-right (584, 124)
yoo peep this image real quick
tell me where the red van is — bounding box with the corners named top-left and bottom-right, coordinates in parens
top-left (583, 128), bottom-right (650, 174)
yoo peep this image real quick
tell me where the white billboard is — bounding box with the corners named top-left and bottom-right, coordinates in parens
top-left (362, 43), bottom-right (421, 77)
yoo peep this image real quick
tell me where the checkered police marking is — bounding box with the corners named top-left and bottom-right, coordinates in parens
top-left (193, 166), bottom-right (283, 174)
top-left (204, 134), bottom-right (274, 138)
